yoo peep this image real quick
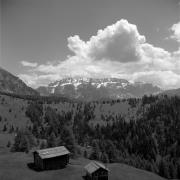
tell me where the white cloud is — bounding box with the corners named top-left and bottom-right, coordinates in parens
top-left (132, 71), bottom-right (180, 89)
top-left (18, 73), bottom-right (61, 87)
top-left (170, 21), bottom-right (180, 42)
top-left (19, 19), bottom-right (180, 89)
top-left (21, 61), bottom-right (38, 67)
top-left (68, 19), bottom-right (145, 63)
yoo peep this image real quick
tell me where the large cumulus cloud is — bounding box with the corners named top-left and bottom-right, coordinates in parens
top-left (68, 20), bottom-right (145, 63)
top-left (19, 19), bottom-right (180, 89)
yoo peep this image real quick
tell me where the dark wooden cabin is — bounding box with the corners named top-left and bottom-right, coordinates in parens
top-left (33, 146), bottom-right (70, 170)
top-left (84, 161), bottom-right (109, 180)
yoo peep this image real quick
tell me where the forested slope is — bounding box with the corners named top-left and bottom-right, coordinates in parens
top-left (0, 93), bottom-right (180, 178)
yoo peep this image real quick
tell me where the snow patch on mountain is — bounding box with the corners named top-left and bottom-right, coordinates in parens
top-left (36, 77), bottom-right (162, 100)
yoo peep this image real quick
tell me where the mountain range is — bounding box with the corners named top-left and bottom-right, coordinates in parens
top-left (1, 66), bottom-right (180, 100)
top-left (36, 77), bottom-right (162, 100)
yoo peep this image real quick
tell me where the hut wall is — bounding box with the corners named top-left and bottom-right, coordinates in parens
top-left (92, 168), bottom-right (108, 180)
top-left (43, 154), bottom-right (69, 170)
top-left (34, 152), bottom-right (44, 170)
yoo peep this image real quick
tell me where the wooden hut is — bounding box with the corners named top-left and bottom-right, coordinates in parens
top-left (33, 146), bottom-right (70, 170)
top-left (84, 161), bottom-right (109, 180)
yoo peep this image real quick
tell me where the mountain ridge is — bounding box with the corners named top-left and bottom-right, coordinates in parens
top-left (36, 77), bottom-right (162, 100)
top-left (162, 88), bottom-right (180, 96)
top-left (0, 67), bottom-right (39, 96)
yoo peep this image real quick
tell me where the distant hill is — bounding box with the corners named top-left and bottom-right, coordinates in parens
top-left (0, 67), bottom-right (39, 96)
top-left (162, 88), bottom-right (180, 96)
top-left (37, 77), bottom-right (161, 100)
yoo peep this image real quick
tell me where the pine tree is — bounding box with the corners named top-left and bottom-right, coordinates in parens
top-left (61, 126), bottom-right (76, 154)
top-left (9, 125), bottom-right (14, 133)
top-left (3, 124), bottom-right (7, 132)
top-left (11, 130), bottom-right (35, 153)
top-left (169, 161), bottom-right (177, 178)
top-left (7, 141), bottom-right (11, 148)
top-left (90, 140), bottom-right (101, 160)
top-left (40, 141), bottom-right (47, 149)
top-left (56, 135), bottom-right (63, 146)
top-left (84, 150), bottom-right (88, 158)
top-left (11, 131), bottom-right (28, 152)
top-left (47, 132), bottom-right (56, 148)
top-left (101, 152), bottom-right (109, 163)
top-left (177, 161), bottom-right (180, 178)
top-left (158, 158), bottom-right (170, 178)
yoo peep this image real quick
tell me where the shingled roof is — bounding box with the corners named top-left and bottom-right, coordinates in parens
top-left (34, 146), bottom-right (70, 159)
top-left (84, 161), bottom-right (109, 174)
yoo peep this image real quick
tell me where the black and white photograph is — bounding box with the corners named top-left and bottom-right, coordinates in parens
top-left (0, 0), bottom-right (180, 179)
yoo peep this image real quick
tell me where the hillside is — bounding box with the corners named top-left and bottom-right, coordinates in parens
top-left (0, 93), bottom-right (180, 179)
top-left (0, 94), bottom-right (31, 131)
top-left (0, 132), bottom-right (164, 180)
top-left (0, 93), bottom-right (138, 132)
top-left (0, 67), bottom-right (39, 96)
top-left (162, 88), bottom-right (180, 97)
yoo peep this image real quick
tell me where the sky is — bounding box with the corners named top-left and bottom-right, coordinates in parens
top-left (1, 0), bottom-right (180, 89)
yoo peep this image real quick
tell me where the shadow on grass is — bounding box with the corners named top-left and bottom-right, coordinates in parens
top-left (82, 175), bottom-right (88, 180)
top-left (27, 162), bottom-right (41, 172)
top-left (27, 163), bottom-right (68, 172)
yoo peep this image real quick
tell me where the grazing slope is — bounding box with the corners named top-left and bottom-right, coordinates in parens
top-left (0, 94), bottom-right (31, 130)
top-left (0, 151), bottom-right (165, 180)
top-left (0, 93), bottom-right (138, 131)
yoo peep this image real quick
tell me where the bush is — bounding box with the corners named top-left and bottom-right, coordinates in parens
top-left (11, 130), bottom-right (36, 153)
